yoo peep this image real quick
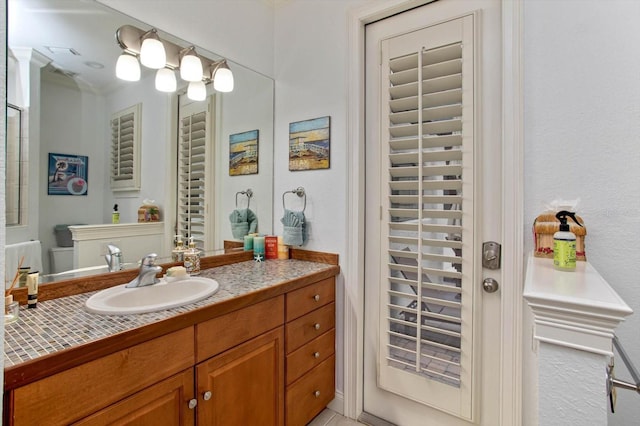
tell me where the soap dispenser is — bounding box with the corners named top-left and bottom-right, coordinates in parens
top-left (553, 210), bottom-right (583, 271)
top-left (112, 204), bottom-right (120, 224)
top-left (184, 237), bottom-right (201, 276)
top-left (172, 235), bottom-right (186, 262)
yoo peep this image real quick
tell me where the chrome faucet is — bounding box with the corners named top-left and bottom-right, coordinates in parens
top-left (125, 253), bottom-right (162, 288)
top-left (105, 244), bottom-right (123, 272)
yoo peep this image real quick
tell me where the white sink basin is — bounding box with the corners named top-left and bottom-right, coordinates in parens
top-left (85, 276), bottom-right (219, 315)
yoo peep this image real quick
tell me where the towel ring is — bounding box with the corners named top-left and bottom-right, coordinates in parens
top-left (235, 189), bottom-right (253, 209)
top-left (282, 187), bottom-right (306, 212)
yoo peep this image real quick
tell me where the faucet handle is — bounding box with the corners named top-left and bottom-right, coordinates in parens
top-left (107, 244), bottom-right (121, 254)
top-left (141, 253), bottom-right (158, 266)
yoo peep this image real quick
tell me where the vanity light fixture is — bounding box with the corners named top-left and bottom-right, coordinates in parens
top-left (180, 47), bottom-right (204, 82)
top-left (187, 80), bottom-right (207, 101)
top-left (115, 52), bottom-right (140, 81)
top-left (115, 24), bottom-right (235, 97)
top-left (139, 29), bottom-right (166, 69)
top-left (155, 68), bottom-right (177, 92)
top-left (211, 60), bottom-right (234, 93)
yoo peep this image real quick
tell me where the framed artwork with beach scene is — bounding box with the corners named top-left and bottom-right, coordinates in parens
top-left (47, 153), bottom-right (89, 196)
top-left (229, 130), bottom-right (259, 176)
top-left (289, 116), bottom-right (330, 171)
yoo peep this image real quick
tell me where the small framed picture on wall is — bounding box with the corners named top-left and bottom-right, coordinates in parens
top-left (289, 116), bottom-right (330, 171)
top-left (229, 130), bottom-right (259, 176)
top-left (47, 153), bottom-right (89, 196)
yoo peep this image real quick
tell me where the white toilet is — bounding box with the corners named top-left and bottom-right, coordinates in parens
top-left (49, 247), bottom-right (74, 274)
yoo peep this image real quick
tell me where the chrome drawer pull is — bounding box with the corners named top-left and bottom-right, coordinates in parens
top-left (314, 323), bottom-right (321, 330)
top-left (314, 351), bottom-right (320, 358)
top-left (314, 390), bottom-right (321, 398)
top-left (188, 399), bottom-right (198, 409)
top-left (313, 294), bottom-right (320, 302)
top-left (203, 391), bottom-right (212, 401)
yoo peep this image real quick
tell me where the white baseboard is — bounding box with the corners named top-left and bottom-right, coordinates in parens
top-left (328, 390), bottom-right (345, 416)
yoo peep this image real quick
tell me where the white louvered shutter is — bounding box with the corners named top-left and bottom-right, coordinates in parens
top-left (110, 103), bottom-right (141, 191)
top-left (177, 96), bottom-right (215, 250)
top-left (379, 15), bottom-right (476, 418)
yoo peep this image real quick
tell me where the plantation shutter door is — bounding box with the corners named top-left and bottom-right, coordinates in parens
top-left (110, 103), bottom-right (141, 191)
top-left (177, 97), bottom-right (215, 250)
top-left (379, 15), bottom-right (476, 418)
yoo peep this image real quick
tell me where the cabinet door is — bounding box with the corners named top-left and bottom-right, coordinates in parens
top-left (73, 369), bottom-right (195, 426)
top-left (196, 327), bottom-right (284, 426)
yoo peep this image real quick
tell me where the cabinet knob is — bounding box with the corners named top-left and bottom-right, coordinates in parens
top-left (188, 399), bottom-right (198, 410)
top-left (203, 391), bottom-right (212, 401)
top-left (314, 323), bottom-right (321, 330)
top-left (313, 294), bottom-right (320, 302)
top-left (314, 390), bottom-right (321, 398)
top-left (314, 351), bottom-right (320, 358)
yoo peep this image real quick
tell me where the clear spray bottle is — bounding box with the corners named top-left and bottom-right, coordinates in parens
top-left (553, 211), bottom-right (583, 271)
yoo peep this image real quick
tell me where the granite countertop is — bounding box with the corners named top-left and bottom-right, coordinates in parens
top-left (4, 259), bottom-right (336, 368)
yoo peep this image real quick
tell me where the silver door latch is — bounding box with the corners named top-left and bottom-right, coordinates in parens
top-left (482, 241), bottom-right (501, 270)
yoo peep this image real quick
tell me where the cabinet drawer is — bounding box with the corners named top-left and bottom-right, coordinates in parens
top-left (197, 295), bottom-right (284, 362)
top-left (285, 355), bottom-right (335, 426)
top-left (11, 328), bottom-right (194, 426)
top-left (285, 302), bottom-right (335, 354)
top-left (285, 277), bottom-right (335, 322)
top-left (286, 329), bottom-right (335, 386)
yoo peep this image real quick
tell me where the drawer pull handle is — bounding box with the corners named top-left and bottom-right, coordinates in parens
top-left (314, 390), bottom-right (321, 398)
top-left (313, 294), bottom-right (320, 302)
top-left (188, 399), bottom-right (198, 409)
top-left (314, 351), bottom-right (320, 358)
top-left (314, 323), bottom-right (321, 330)
top-left (203, 391), bottom-right (212, 401)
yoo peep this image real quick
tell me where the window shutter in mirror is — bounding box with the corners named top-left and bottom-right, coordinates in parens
top-left (177, 96), bottom-right (215, 250)
top-left (110, 103), bottom-right (141, 191)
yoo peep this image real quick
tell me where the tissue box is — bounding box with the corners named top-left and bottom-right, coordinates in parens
top-left (533, 213), bottom-right (587, 261)
top-left (138, 204), bottom-right (160, 222)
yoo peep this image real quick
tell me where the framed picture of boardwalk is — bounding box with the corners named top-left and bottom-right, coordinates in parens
top-left (229, 130), bottom-right (259, 176)
top-left (289, 116), bottom-right (330, 171)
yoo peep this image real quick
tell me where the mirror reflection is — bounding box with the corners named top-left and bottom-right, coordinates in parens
top-left (5, 0), bottom-right (274, 282)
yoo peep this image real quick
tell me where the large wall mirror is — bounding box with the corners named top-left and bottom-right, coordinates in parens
top-left (6, 0), bottom-right (274, 281)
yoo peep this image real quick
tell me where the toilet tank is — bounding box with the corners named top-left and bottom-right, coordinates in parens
top-left (49, 247), bottom-right (74, 274)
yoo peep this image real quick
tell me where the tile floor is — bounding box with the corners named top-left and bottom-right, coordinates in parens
top-left (308, 409), bottom-right (364, 425)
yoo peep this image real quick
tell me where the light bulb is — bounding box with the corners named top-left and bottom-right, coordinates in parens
top-left (187, 80), bottom-right (206, 101)
top-left (139, 30), bottom-right (166, 69)
top-left (180, 51), bottom-right (203, 82)
top-left (155, 68), bottom-right (176, 92)
top-left (115, 53), bottom-right (140, 81)
top-left (213, 64), bottom-right (234, 92)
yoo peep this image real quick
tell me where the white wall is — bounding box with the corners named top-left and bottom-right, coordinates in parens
top-left (98, 0), bottom-right (275, 78)
top-left (38, 75), bottom-right (106, 274)
top-left (273, 0), bottom-right (375, 405)
top-left (1, 0), bottom-right (7, 413)
top-left (217, 65), bottom-right (274, 243)
top-left (524, 1), bottom-right (640, 424)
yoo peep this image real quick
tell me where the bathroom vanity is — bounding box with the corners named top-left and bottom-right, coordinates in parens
top-left (3, 250), bottom-right (339, 425)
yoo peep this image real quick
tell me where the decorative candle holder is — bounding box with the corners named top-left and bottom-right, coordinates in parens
top-left (4, 300), bottom-right (19, 325)
top-left (253, 236), bottom-right (265, 261)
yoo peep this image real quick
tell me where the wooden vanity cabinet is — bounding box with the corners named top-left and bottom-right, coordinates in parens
top-left (195, 296), bottom-right (285, 425)
top-left (5, 275), bottom-right (337, 426)
top-left (8, 328), bottom-right (195, 426)
top-left (284, 277), bottom-right (336, 426)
